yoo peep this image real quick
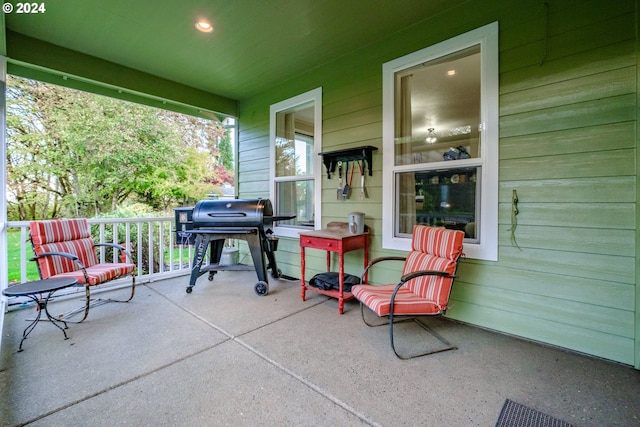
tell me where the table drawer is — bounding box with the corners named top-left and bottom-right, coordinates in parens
top-left (300, 236), bottom-right (340, 251)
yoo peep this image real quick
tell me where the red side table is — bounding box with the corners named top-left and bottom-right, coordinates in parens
top-left (300, 224), bottom-right (369, 314)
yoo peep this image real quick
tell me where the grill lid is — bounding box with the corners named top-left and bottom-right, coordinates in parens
top-left (192, 198), bottom-right (273, 228)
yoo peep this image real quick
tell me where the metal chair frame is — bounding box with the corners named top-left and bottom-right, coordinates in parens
top-left (31, 244), bottom-right (136, 322)
top-left (357, 249), bottom-right (462, 360)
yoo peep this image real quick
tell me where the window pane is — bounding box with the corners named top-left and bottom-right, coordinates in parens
top-left (396, 167), bottom-right (479, 240)
top-left (276, 180), bottom-right (314, 227)
top-left (394, 45), bottom-right (481, 166)
top-left (275, 104), bottom-right (314, 177)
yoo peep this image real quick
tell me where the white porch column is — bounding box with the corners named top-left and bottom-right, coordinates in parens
top-left (0, 55), bottom-right (7, 347)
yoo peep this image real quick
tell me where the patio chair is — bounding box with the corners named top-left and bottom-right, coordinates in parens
top-left (351, 225), bottom-right (464, 359)
top-left (29, 218), bottom-right (136, 322)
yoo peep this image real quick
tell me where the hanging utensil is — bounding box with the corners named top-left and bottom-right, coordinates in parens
top-left (342, 161), bottom-right (354, 199)
top-left (336, 161), bottom-right (343, 200)
top-left (358, 161), bottom-right (369, 199)
top-left (348, 161), bottom-right (355, 199)
top-left (341, 161), bottom-right (348, 199)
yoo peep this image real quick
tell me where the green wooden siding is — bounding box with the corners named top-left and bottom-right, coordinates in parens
top-left (237, 0), bottom-right (638, 367)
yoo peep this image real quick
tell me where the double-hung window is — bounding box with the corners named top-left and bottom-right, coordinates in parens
top-left (382, 23), bottom-right (499, 260)
top-left (269, 87), bottom-right (322, 238)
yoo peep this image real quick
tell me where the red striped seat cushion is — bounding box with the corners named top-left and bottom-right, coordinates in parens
top-left (351, 283), bottom-right (445, 316)
top-left (352, 225), bottom-right (464, 316)
top-left (47, 263), bottom-right (135, 285)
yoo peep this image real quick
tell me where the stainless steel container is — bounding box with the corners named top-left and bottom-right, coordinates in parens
top-left (348, 212), bottom-right (365, 234)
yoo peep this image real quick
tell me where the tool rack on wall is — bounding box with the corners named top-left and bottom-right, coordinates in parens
top-left (318, 145), bottom-right (377, 179)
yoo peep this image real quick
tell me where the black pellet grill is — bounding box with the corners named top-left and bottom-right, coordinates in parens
top-left (175, 198), bottom-right (294, 296)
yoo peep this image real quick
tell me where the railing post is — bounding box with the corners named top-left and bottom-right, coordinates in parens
top-left (157, 220), bottom-right (163, 273)
top-left (125, 222), bottom-right (131, 263)
top-left (99, 223), bottom-right (106, 263)
top-left (20, 226), bottom-right (28, 283)
top-left (147, 220), bottom-right (154, 275)
top-left (136, 221), bottom-right (143, 276)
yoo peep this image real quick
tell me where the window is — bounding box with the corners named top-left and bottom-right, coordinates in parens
top-left (382, 23), bottom-right (498, 260)
top-left (270, 87), bottom-right (322, 238)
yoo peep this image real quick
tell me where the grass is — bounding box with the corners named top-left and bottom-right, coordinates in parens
top-left (7, 230), bottom-right (40, 283)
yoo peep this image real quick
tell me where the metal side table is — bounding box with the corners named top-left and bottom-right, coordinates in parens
top-left (3, 277), bottom-right (78, 351)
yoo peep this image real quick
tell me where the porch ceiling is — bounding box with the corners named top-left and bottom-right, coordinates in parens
top-left (3, 0), bottom-right (465, 116)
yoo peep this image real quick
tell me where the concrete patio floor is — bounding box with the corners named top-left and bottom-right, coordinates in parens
top-left (1, 271), bottom-right (638, 426)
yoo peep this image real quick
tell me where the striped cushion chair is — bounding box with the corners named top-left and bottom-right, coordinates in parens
top-left (30, 218), bottom-right (136, 322)
top-left (351, 225), bottom-right (464, 359)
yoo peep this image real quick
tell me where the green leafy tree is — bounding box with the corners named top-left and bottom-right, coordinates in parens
top-left (6, 76), bottom-right (233, 220)
top-left (218, 132), bottom-right (233, 171)
top-left (6, 77), bottom-right (64, 219)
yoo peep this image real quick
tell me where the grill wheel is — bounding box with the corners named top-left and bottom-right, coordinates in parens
top-left (254, 281), bottom-right (269, 296)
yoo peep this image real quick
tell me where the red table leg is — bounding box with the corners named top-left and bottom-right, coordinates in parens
top-left (338, 251), bottom-right (345, 314)
top-left (300, 246), bottom-right (306, 301)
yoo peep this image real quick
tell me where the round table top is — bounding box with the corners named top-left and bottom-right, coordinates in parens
top-left (2, 277), bottom-right (79, 297)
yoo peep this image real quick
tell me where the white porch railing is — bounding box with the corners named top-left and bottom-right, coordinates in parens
top-left (6, 217), bottom-right (193, 286)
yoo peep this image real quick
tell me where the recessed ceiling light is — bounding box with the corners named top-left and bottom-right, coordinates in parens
top-left (195, 20), bottom-right (213, 33)
top-left (447, 70), bottom-right (456, 76)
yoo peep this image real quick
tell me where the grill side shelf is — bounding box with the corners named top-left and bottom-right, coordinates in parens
top-left (200, 263), bottom-right (254, 272)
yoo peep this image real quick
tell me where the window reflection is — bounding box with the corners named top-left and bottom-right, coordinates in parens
top-left (276, 180), bottom-right (314, 227)
top-left (393, 45), bottom-right (481, 167)
top-left (275, 107), bottom-right (314, 177)
top-left (397, 167), bottom-right (479, 240)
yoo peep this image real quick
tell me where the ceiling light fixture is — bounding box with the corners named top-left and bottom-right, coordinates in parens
top-left (447, 70), bottom-right (456, 76)
top-left (425, 128), bottom-right (437, 144)
top-left (195, 20), bottom-right (213, 33)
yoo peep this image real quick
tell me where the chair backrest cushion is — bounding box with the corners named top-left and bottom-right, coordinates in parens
top-left (410, 224), bottom-right (464, 259)
top-left (402, 225), bottom-right (465, 306)
top-left (30, 218), bottom-right (99, 279)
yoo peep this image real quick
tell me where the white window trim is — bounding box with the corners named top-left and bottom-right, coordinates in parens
top-left (382, 22), bottom-right (499, 261)
top-left (269, 87), bottom-right (323, 238)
